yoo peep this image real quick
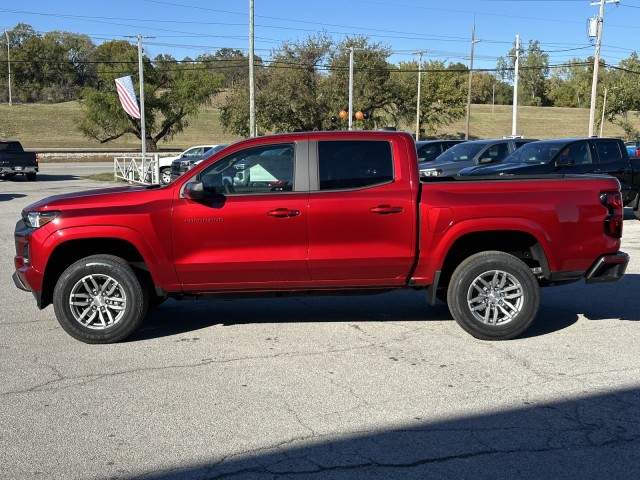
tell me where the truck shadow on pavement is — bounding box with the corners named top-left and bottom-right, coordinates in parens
top-left (1, 173), bottom-right (84, 182)
top-left (0, 193), bottom-right (27, 201)
top-left (123, 387), bottom-right (640, 480)
top-left (32, 173), bottom-right (85, 182)
top-left (131, 272), bottom-right (639, 342)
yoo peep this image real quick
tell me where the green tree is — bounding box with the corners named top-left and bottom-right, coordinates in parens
top-left (396, 60), bottom-right (466, 137)
top-left (221, 34), bottom-right (404, 135)
top-left (325, 37), bottom-right (404, 130)
top-left (77, 40), bottom-right (222, 150)
top-left (0, 24), bottom-right (97, 102)
top-left (198, 48), bottom-right (262, 89)
top-left (259, 33), bottom-right (333, 132)
top-left (603, 52), bottom-right (640, 139)
top-left (546, 59), bottom-right (593, 108)
top-left (470, 72), bottom-right (501, 104)
top-left (498, 39), bottom-right (549, 106)
top-left (220, 33), bottom-right (333, 136)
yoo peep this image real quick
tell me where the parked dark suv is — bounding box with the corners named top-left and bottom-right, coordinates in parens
top-left (458, 137), bottom-right (640, 207)
top-left (419, 137), bottom-right (536, 178)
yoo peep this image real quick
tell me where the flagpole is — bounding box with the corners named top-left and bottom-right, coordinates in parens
top-left (136, 35), bottom-right (146, 163)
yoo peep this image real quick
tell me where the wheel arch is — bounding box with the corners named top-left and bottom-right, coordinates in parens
top-left (437, 230), bottom-right (550, 292)
top-left (42, 238), bottom-right (151, 309)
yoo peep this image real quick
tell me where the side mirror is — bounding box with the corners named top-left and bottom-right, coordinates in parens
top-left (478, 157), bottom-right (493, 164)
top-left (183, 181), bottom-right (204, 200)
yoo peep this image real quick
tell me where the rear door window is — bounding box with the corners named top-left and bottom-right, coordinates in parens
top-left (594, 140), bottom-right (624, 164)
top-left (318, 140), bottom-right (393, 190)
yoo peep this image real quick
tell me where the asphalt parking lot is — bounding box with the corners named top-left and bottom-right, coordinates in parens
top-left (1, 164), bottom-right (640, 480)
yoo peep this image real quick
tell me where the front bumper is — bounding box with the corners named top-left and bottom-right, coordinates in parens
top-left (585, 251), bottom-right (629, 284)
top-left (12, 270), bottom-right (44, 308)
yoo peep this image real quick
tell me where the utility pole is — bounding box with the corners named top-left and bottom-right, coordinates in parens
top-left (465, 23), bottom-right (479, 140)
top-left (4, 29), bottom-right (11, 106)
top-left (415, 50), bottom-right (426, 140)
top-left (512, 34), bottom-right (520, 137)
top-left (249, 0), bottom-right (256, 137)
top-left (588, 0), bottom-right (619, 137)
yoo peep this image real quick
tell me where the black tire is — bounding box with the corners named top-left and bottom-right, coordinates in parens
top-left (26, 172), bottom-right (36, 181)
top-left (447, 251), bottom-right (540, 340)
top-left (53, 255), bottom-right (148, 344)
top-left (160, 167), bottom-right (172, 185)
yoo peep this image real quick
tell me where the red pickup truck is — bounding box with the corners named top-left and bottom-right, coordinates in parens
top-left (13, 131), bottom-right (629, 344)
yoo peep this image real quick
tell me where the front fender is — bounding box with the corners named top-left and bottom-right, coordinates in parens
top-left (36, 224), bottom-right (180, 290)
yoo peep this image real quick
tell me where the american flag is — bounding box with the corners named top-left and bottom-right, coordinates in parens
top-left (115, 76), bottom-right (141, 119)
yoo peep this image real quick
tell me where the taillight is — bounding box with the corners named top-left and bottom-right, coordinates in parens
top-left (600, 191), bottom-right (623, 238)
top-left (35, 153), bottom-right (39, 165)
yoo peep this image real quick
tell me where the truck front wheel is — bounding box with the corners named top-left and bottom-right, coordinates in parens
top-left (447, 251), bottom-right (540, 340)
top-left (53, 255), bottom-right (148, 344)
top-left (160, 167), bottom-right (172, 185)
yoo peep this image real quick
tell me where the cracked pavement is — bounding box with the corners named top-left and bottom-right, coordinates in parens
top-left (1, 164), bottom-right (639, 479)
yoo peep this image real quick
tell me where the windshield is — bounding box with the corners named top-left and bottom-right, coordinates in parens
top-left (436, 142), bottom-right (486, 163)
top-left (504, 141), bottom-right (565, 164)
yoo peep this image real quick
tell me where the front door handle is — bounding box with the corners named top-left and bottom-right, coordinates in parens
top-left (370, 205), bottom-right (404, 214)
top-left (267, 208), bottom-right (300, 218)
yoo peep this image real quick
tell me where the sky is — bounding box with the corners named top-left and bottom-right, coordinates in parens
top-left (2, 0), bottom-right (640, 72)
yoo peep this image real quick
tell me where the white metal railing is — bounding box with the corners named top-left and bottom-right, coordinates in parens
top-left (114, 154), bottom-right (160, 185)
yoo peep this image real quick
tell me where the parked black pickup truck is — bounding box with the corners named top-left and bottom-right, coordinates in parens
top-left (0, 140), bottom-right (38, 181)
top-left (459, 137), bottom-right (640, 219)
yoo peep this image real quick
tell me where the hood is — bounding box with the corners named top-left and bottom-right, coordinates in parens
top-left (460, 162), bottom-right (546, 176)
top-left (25, 184), bottom-right (165, 211)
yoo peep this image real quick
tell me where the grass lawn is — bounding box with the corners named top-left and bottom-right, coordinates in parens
top-left (1, 101), bottom-right (639, 153)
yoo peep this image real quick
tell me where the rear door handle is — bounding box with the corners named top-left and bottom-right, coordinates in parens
top-left (267, 208), bottom-right (300, 218)
top-left (370, 205), bottom-right (403, 214)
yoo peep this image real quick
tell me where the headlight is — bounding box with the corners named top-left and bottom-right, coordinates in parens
top-left (22, 210), bottom-right (60, 228)
top-left (420, 169), bottom-right (442, 177)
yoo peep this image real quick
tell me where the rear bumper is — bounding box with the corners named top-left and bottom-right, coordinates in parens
top-left (1, 166), bottom-right (38, 174)
top-left (585, 251), bottom-right (629, 284)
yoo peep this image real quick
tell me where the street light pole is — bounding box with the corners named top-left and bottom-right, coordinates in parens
top-left (415, 50), bottom-right (425, 140)
top-left (348, 47), bottom-right (354, 131)
top-left (4, 29), bottom-right (11, 106)
top-left (465, 23), bottom-right (479, 140)
top-left (249, 0), bottom-right (256, 137)
top-left (512, 34), bottom-right (520, 137)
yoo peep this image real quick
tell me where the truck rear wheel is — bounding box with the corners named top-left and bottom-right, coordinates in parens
top-left (26, 172), bottom-right (36, 181)
top-left (447, 251), bottom-right (540, 340)
top-left (53, 255), bottom-right (148, 344)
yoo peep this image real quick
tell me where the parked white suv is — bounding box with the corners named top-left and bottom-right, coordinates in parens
top-left (158, 145), bottom-right (219, 184)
